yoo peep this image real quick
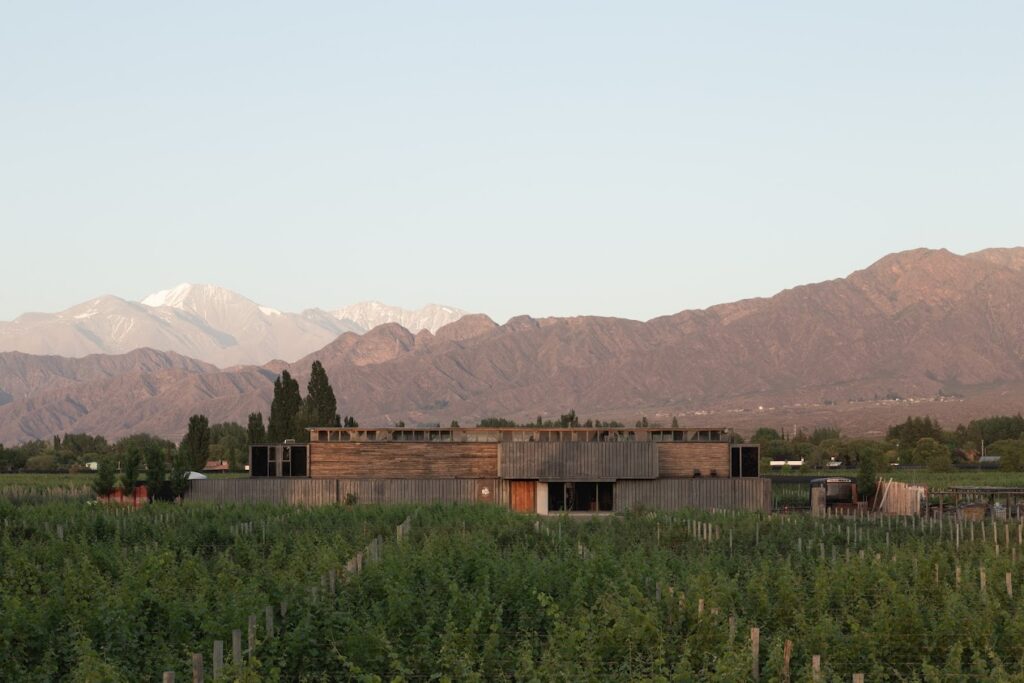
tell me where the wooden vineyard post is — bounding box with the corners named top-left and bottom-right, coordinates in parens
top-left (232, 630), bottom-right (242, 667)
top-left (163, 673), bottom-right (175, 683)
top-left (981, 567), bottom-right (987, 593)
top-left (1007, 572), bottom-right (1013, 599)
top-left (248, 615), bottom-right (257, 661)
top-left (782, 639), bottom-right (792, 683)
top-left (751, 627), bottom-right (760, 681)
top-left (265, 605), bottom-right (274, 639)
top-left (212, 640), bottom-right (223, 679)
top-left (812, 655), bottom-right (822, 683)
top-left (853, 675), bottom-right (864, 683)
top-left (192, 653), bottom-right (203, 683)
top-left (728, 615), bottom-right (736, 644)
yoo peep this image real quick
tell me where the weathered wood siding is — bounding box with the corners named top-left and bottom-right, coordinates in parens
top-left (187, 478), bottom-right (499, 505)
top-left (657, 442), bottom-right (730, 477)
top-left (498, 442), bottom-right (658, 480)
top-left (615, 478), bottom-right (771, 513)
top-left (310, 442), bottom-right (498, 478)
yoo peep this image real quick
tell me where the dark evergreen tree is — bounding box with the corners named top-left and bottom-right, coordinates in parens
top-left (306, 360), bottom-right (340, 427)
top-left (246, 412), bottom-right (267, 444)
top-left (180, 414), bottom-right (211, 471)
top-left (268, 370), bottom-right (302, 441)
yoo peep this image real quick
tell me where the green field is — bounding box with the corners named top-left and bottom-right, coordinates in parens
top-left (5, 499), bottom-right (1024, 681)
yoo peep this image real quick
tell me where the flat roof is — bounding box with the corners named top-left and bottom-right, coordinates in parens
top-left (306, 426), bottom-right (732, 432)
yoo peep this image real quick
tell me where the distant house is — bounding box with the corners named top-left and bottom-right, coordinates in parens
top-left (203, 460), bottom-right (230, 473)
top-left (84, 461), bottom-right (99, 471)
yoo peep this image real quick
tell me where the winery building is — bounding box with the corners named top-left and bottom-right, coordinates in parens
top-left (193, 426), bottom-right (769, 512)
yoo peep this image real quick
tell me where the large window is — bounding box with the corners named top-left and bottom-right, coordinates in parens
top-left (249, 445), bottom-right (308, 477)
top-left (547, 482), bottom-right (614, 512)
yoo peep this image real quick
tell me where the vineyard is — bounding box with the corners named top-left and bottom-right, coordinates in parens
top-left (5, 501), bottom-right (1024, 681)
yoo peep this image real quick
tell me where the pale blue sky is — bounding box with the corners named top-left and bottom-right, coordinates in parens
top-left (1, 2), bottom-right (1021, 322)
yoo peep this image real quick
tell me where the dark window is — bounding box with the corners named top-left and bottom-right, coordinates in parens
top-left (250, 445), bottom-right (308, 477)
top-left (251, 446), bottom-right (269, 477)
top-left (547, 482), bottom-right (613, 512)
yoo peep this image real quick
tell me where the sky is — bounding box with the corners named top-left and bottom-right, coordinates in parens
top-left (1, 1), bottom-right (1022, 323)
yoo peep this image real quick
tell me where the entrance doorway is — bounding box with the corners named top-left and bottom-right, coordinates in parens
top-left (510, 480), bottom-right (536, 512)
top-left (547, 482), bottom-right (614, 512)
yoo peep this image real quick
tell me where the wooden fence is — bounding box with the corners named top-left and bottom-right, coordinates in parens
top-left (875, 479), bottom-right (926, 516)
top-left (188, 477), bottom-right (771, 513)
top-left (187, 478), bottom-right (502, 506)
top-left (615, 478), bottom-right (771, 513)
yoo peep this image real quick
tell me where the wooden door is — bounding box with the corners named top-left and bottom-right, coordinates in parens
top-left (510, 480), bottom-right (536, 513)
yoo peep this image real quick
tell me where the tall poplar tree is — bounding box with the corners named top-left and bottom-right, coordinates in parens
top-left (247, 412), bottom-right (267, 444)
top-left (267, 370), bottom-right (302, 441)
top-left (305, 360), bottom-right (340, 428)
top-left (180, 414), bottom-right (211, 471)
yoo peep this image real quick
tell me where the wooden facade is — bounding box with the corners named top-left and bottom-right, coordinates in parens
top-left (241, 426), bottom-right (765, 512)
top-left (310, 442), bottom-right (498, 478)
top-left (497, 442), bottom-right (658, 481)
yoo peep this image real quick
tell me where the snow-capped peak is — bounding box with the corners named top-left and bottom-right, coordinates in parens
top-left (141, 283), bottom-right (197, 309)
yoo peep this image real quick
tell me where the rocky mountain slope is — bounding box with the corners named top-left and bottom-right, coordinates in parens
top-left (1, 248), bottom-right (1022, 443)
top-left (0, 284), bottom-right (465, 367)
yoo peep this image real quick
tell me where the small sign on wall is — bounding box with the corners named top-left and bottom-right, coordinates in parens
top-left (477, 484), bottom-right (493, 502)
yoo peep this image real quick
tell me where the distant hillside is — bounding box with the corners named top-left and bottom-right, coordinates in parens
top-left (0, 283), bottom-right (465, 367)
top-left (2, 247), bottom-right (1023, 443)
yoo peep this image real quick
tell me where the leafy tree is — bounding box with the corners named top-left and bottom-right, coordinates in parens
top-left (92, 457), bottom-right (117, 496)
top-left (115, 433), bottom-right (176, 457)
top-left (24, 454), bottom-right (59, 472)
top-left (210, 422), bottom-right (247, 471)
top-left (963, 414), bottom-right (1024, 447)
top-left (558, 410), bottom-right (580, 428)
top-left (478, 417), bottom-right (519, 428)
top-left (180, 414), bottom-right (211, 471)
top-left (671, 416), bottom-right (680, 428)
top-left (168, 450), bottom-right (190, 499)
top-left (247, 412), bottom-right (267, 444)
top-left (143, 440), bottom-right (167, 494)
top-left (809, 426), bottom-right (841, 445)
top-left (750, 428), bottom-right (782, 448)
top-left (119, 447), bottom-right (141, 493)
top-left (915, 437), bottom-right (953, 471)
top-left (856, 447), bottom-right (888, 499)
top-left (268, 370), bottom-right (302, 441)
top-left (991, 439), bottom-right (1024, 471)
top-left (887, 416), bottom-right (944, 447)
top-left (342, 415), bottom-right (359, 428)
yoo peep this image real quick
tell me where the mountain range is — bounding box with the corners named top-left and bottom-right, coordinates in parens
top-left (0, 284), bottom-right (465, 367)
top-left (1, 247), bottom-right (1023, 444)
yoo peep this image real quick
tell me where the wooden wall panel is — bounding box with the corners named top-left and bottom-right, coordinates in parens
top-left (498, 442), bottom-right (658, 480)
top-left (310, 442), bottom-right (498, 478)
top-left (615, 478), bottom-right (771, 513)
top-left (656, 442), bottom-right (730, 477)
